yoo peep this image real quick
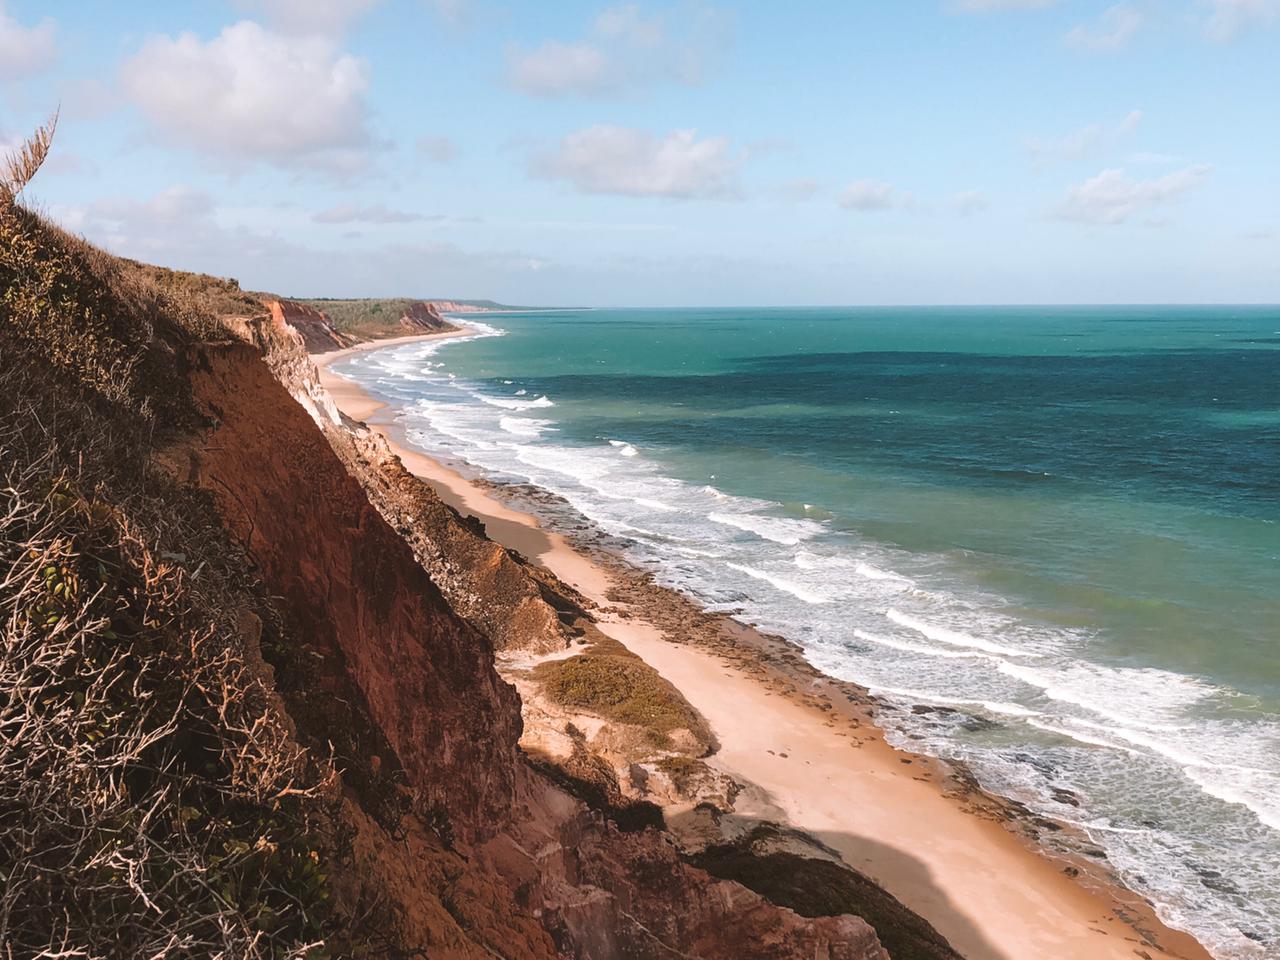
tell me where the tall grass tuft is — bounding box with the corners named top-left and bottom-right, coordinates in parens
top-left (1, 109), bottom-right (58, 200)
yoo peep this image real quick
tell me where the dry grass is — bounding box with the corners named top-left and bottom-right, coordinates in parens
top-left (0, 201), bottom-right (356, 958)
top-left (1, 110), bottom-right (57, 200)
top-left (0, 376), bottom-right (340, 958)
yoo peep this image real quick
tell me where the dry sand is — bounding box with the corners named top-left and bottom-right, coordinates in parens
top-left (315, 331), bottom-right (1214, 960)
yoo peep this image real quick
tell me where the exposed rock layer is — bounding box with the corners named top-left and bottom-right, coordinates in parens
top-left (269, 299), bottom-right (352, 353)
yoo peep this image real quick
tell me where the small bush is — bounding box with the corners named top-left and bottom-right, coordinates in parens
top-left (535, 641), bottom-right (708, 748)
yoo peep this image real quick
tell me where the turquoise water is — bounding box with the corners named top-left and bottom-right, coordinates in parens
top-left (336, 306), bottom-right (1280, 958)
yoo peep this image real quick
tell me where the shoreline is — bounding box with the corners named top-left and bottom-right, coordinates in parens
top-left (314, 331), bottom-right (1214, 960)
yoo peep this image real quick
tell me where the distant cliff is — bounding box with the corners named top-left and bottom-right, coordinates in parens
top-left (270, 299), bottom-right (353, 352)
top-left (292, 297), bottom-right (462, 346)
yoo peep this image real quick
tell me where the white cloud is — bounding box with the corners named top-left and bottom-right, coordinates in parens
top-left (955, 0), bottom-right (1059, 11)
top-left (120, 21), bottom-right (375, 174)
top-left (1065, 4), bottom-right (1145, 49)
top-left (1201, 0), bottom-right (1280, 40)
top-left (313, 203), bottom-right (437, 224)
top-left (233, 0), bottom-right (380, 35)
top-left (1054, 164), bottom-right (1211, 224)
top-left (417, 136), bottom-right (458, 163)
top-left (507, 2), bottom-right (730, 98)
top-left (508, 41), bottom-right (614, 97)
top-left (1027, 109), bottom-right (1143, 165)
top-left (838, 180), bottom-right (911, 211)
top-left (532, 126), bottom-right (742, 199)
top-left (774, 178), bottom-right (821, 202)
top-left (596, 3), bottom-right (668, 45)
top-left (952, 189), bottom-right (991, 215)
top-left (0, 2), bottom-right (56, 80)
top-left (424, 0), bottom-right (471, 25)
top-left (1124, 151), bottom-right (1182, 165)
top-left (92, 186), bottom-right (217, 232)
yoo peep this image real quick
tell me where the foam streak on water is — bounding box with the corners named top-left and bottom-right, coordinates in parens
top-left (333, 317), bottom-right (1280, 960)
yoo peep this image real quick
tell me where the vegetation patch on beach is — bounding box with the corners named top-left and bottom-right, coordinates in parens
top-left (533, 636), bottom-right (711, 750)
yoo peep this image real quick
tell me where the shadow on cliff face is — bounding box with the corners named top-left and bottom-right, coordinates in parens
top-left (679, 813), bottom-right (989, 960)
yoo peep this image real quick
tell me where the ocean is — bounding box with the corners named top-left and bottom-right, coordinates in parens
top-left (333, 306), bottom-right (1280, 959)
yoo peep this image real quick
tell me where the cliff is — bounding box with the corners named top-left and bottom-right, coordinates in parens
top-left (1, 197), bottom-right (898, 955)
top-left (427, 299), bottom-right (501, 314)
top-left (402, 299), bottom-right (459, 333)
top-left (270, 299), bottom-right (354, 353)
top-left (294, 297), bottom-right (459, 345)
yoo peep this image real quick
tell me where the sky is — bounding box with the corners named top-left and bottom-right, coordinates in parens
top-left (1, 0), bottom-right (1277, 306)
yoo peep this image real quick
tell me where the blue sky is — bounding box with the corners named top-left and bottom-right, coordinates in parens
top-left (2, 0), bottom-right (1276, 305)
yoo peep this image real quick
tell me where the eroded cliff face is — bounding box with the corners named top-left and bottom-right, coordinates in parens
top-left (402, 299), bottom-right (457, 333)
top-left (185, 340), bottom-right (524, 843)
top-left (428, 300), bottom-right (493, 314)
top-left (185, 317), bottom-right (891, 959)
top-left (269, 300), bottom-right (353, 353)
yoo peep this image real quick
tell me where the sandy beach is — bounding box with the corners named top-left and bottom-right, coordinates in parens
top-left (314, 330), bottom-right (1214, 960)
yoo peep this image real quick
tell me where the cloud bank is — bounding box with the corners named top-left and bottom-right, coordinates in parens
top-left (1055, 164), bottom-right (1211, 224)
top-left (121, 21), bottom-right (376, 174)
top-left (0, 2), bottom-right (56, 80)
top-left (507, 2), bottom-right (730, 97)
top-left (532, 126), bottom-right (742, 199)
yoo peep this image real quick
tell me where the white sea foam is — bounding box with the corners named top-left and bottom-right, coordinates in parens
top-left (475, 392), bottom-right (555, 411)
top-left (794, 550), bottom-right (854, 571)
top-left (854, 629), bottom-right (988, 660)
top-left (1053, 717), bottom-right (1280, 831)
top-left (886, 609), bottom-right (1033, 657)
top-left (708, 511), bottom-right (824, 545)
top-left (727, 562), bottom-right (830, 604)
top-left (1026, 718), bottom-right (1144, 755)
top-left (608, 439), bottom-right (640, 457)
top-left (513, 444), bottom-right (612, 482)
top-left (631, 497), bottom-right (678, 512)
top-left (499, 416), bottom-right (554, 438)
top-left (997, 661), bottom-right (1210, 731)
top-left (1185, 765), bottom-right (1280, 832)
top-left (869, 683), bottom-right (1041, 719)
top-left (856, 562), bottom-right (912, 583)
top-left (671, 544), bottom-right (725, 559)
